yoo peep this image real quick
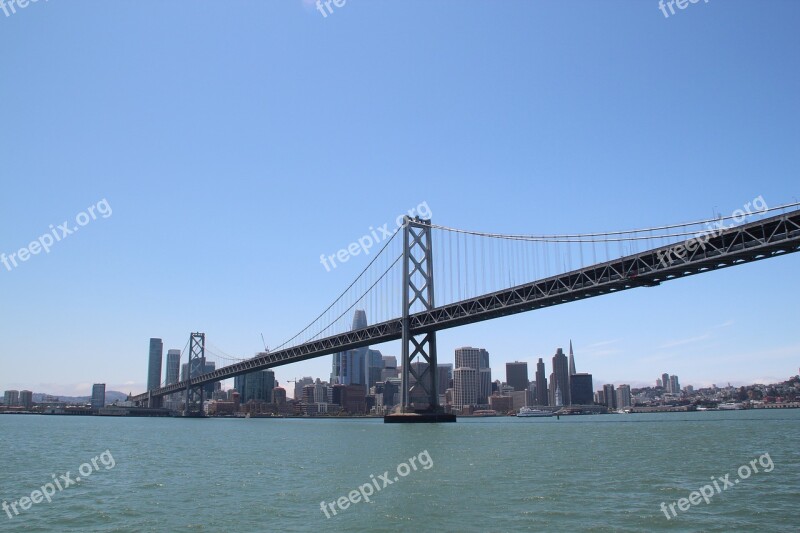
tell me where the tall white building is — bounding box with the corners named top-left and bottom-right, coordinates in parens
top-left (3, 390), bottom-right (19, 406)
top-left (669, 375), bottom-right (681, 394)
top-left (454, 347), bottom-right (490, 406)
top-left (453, 367), bottom-right (478, 410)
top-left (616, 384), bottom-right (632, 408)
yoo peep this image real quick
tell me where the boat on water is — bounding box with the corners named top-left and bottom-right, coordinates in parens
top-left (718, 402), bottom-right (744, 410)
top-left (516, 407), bottom-right (553, 417)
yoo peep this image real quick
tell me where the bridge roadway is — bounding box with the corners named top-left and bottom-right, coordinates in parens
top-left (132, 208), bottom-right (800, 404)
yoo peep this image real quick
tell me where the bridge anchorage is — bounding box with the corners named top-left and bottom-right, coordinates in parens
top-left (386, 216), bottom-right (455, 423)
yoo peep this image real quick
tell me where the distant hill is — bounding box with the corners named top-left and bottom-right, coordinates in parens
top-left (31, 391), bottom-right (129, 404)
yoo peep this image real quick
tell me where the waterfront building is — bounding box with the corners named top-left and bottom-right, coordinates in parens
top-left (342, 384), bottom-right (367, 414)
top-left (235, 370), bottom-right (276, 403)
top-left (3, 390), bottom-right (19, 406)
top-left (616, 384), bottom-right (632, 408)
top-left (19, 390), bottom-right (33, 409)
top-left (488, 394), bottom-right (513, 413)
top-left (511, 390), bottom-right (528, 409)
top-left (91, 383), bottom-right (106, 410)
top-left (570, 373), bottom-right (594, 405)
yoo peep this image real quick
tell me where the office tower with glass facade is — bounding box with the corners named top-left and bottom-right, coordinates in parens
top-left (147, 338), bottom-right (164, 391)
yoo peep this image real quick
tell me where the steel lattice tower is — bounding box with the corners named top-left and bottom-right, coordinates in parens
top-left (400, 217), bottom-right (440, 413)
top-left (184, 332), bottom-right (206, 417)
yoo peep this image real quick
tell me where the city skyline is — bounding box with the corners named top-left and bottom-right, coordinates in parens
top-left (3, 331), bottom-right (798, 398)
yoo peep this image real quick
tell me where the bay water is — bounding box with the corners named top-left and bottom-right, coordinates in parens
top-left (1, 410), bottom-right (798, 532)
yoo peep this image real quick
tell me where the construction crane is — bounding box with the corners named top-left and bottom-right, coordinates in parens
top-left (260, 333), bottom-right (269, 353)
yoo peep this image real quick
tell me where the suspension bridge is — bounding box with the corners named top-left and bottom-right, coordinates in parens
top-left (131, 203), bottom-right (800, 421)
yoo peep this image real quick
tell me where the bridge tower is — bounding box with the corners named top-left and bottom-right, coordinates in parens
top-left (388, 217), bottom-right (455, 422)
top-left (183, 332), bottom-right (206, 417)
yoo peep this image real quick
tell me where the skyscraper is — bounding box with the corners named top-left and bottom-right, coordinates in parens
top-left (616, 385), bottom-right (632, 408)
top-left (669, 375), bottom-right (681, 394)
top-left (294, 377), bottom-right (314, 400)
top-left (535, 358), bottom-right (548, 406)
top-left (453, 367), bottom-right (478, 411)
top-left (453, 347), bottom-right (488, 407)
top-left (455, 347), bottom-right (481, 372)
top-left (331, 310), bottom-right (383, 387)
top-left (478, 351), bottom-right (491, 404)
top-left (91, 383), bottom-right (106, 410)
top-left (568, 340), bottom-right (576, 376)
top-left (552, 348), bottom-right (571, 406)
top-left (165, 349), bottom-right (181, 385)
top-left (203, 361), bottom-right (216, 397)
top-left (603, 384), bottom-right (616, 409)
top-left (506, 361), bottom-right (529, 392)
top-left (352, 309), bottom-right (367, 330)
top-left (147, 338), bottom-right (164, 391)
top-left (3, 390), bottom-right (19, 406)
top-left (19, 390), bottom-right (33, 409)
top-left (662, 373), bottom-right (670, 392)
top-left (437, 364), bottom-right (453, 396)
top-left (382, 356), bottom-right (399, 381)
top-left (569, 373), bottom-right (593, 405)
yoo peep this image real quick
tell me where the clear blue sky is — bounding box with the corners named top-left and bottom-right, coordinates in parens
top-left (1, 1), bottom-right (798, 397)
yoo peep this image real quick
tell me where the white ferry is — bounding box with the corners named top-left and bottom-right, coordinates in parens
top-left (516, 407), bottom-right (553, 417)
top-left (718, 402), bottom-right (744, 410)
